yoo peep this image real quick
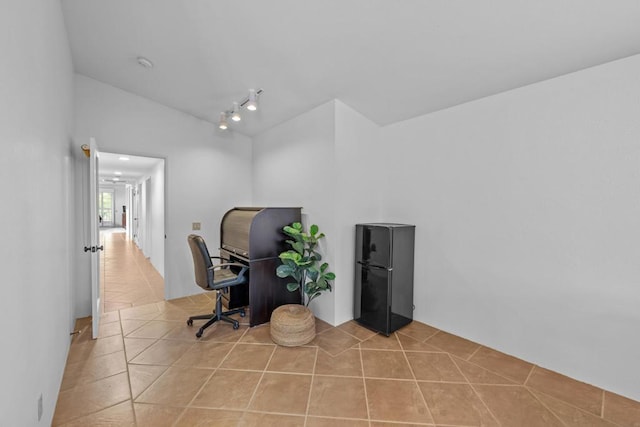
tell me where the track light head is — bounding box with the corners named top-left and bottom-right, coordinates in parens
top-left (218, 112), bottom-right (228, 130)
top-left (231, 102), bottom-right (241, 122)
top-left (246, 89), bottom-right (258, 111)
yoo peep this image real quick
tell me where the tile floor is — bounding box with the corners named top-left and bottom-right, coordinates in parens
top-left (100, 228), bottom-right (165, 312)
top-left (54, 231), bottom-right (640, 426)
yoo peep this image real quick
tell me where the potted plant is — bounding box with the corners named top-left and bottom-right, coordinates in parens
top-left (270, 222), bottom-right (335, 346)
top-left (276, 222), bottom-right (335, 306)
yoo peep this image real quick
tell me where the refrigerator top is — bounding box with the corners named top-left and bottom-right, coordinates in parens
top-left (356, 223), bottom-right (415, 228)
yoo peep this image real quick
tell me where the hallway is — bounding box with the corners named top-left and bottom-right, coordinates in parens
top-left (100, 228), bottom-right (164, 312)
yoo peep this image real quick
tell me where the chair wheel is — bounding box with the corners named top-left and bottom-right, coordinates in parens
top-left (196, 330), bottom-right (203, 338)
top-left (233, 322), bottom-right (239, 330)
top-left (240, 311), bottom-right (246, 318)
top-left (187, 319), bottom-right (193, 326)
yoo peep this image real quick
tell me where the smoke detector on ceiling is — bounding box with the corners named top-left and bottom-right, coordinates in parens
top-left (136, 56), bottom-right (154, 68)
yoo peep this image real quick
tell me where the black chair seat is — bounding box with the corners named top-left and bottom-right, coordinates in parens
top-left (186, 234), bottom-right (249, 338)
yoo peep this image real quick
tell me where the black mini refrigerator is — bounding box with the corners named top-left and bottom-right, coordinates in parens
top-left (354, 223), bottom-right (415, 335)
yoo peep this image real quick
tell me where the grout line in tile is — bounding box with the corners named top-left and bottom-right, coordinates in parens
top-left (240, 409), bottom-right (312, 418)
top-left (312, 373), bottom-right (364, 379)
top-left (242, 340), bottom-right (278, 413)
top-left (303, 346), bottom-right (319, 427)
top-left (423, 329), bottom-right (442, 343)
top-left (398, 330), bottom-right (438, 344)
top-left (458, 362), bottom-right (503, 427)
top-left (397, 331), bottom-right (435, 425)
top-left (356, 342), bottom-right (372, 426)
top-left (367, 417), bottom-right (434, 426)
top-left (129, 365), bottom-right (170, 402)
top-left (360, 347), bottom-right (408, 352)
top-left (464, 380), bottom-right (503, 427)
top-left (466, 344), bottom-right (483, 360)
top-left (449, 353), bottom-right (472, 386)
top-left (527, 386), bottom-right (620, 426)
top-left (449, 354), bottom-right (519, 386)
top-left (56, 397), bottom-right (132, 426)
top-left (117, 317), bottom-right (137, 425)
top-left (182, 367), bottom-right (217, 409)
top-left (171, 406), bottom-right (189, 427)
top-left (523, 364), bottom-right (536, 385)
top-left (524, 386), bottom-right (568, 427)
top-left (305, 414), bottom-right (371, 423)
top-left (244, 409), bottom-right (305, 415)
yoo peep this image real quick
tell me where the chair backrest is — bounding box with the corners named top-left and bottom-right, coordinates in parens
top-left (187, 234), bottom-right (214, 290)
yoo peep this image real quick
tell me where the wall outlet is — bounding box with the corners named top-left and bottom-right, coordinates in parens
top-left (192, 222), bottom-right (201, 231)
top-left (37, 393), bottom-right (43, 421)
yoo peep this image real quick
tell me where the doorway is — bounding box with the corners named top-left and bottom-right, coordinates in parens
top-left (98, 152), bottom-right (166, 312)
top-left (98, 189), bottom-right (114, 227)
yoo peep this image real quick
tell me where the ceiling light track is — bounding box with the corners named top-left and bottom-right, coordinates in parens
top-left (218, 88), bottom-right (263, 130)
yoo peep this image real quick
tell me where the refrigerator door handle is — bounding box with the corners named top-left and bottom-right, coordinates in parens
top-left (358, 261), bottom-right (391, 271)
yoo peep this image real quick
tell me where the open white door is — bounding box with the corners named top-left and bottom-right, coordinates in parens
top-left (88, 137), bottom-right (102, 339)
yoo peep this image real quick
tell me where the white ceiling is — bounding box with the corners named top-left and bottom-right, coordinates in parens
top-left (99, 152), bottom-right (162, 185)
top-left (61, 1), bottom-right (640, 137)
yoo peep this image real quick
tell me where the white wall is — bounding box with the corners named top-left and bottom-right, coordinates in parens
top-left (129, 161), bottom-right (165, 276)
top-left (149, 161), bottom-right (165, 276)
top-left (333, 100), bottom-right (383, 324)
top-left (252, 102), bottom-right (337, 322)
top-left (380, 54), bottom-right (640, 401)
top-left (74, 75), bottom-right (253, 301)
top-left (140, 177), bottom-right (150, 257)
top-left (252, 100), bottom-right (383, 325)
top-left (0, 1), bottom-right (76, 425)
top-left (113, 185), bottom-right (127, 227)
top-left (250, 56), bottom-right (640, 401)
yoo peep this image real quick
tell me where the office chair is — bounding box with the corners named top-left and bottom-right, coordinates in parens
top-left (186, 234), bottom-right (249, 338)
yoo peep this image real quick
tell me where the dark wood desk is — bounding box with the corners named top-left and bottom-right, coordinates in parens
top-left (219, 207), bottom-right (301, 326)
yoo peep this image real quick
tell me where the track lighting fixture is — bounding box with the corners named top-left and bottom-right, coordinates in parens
top-left (218, 112), bottom-right (228, 130)
top-left (231, 102), bottom-right (241, 122)
top-left (246, 89), bottom-right (258, 111)
top-left (217, 89), bottom-right (263, 131)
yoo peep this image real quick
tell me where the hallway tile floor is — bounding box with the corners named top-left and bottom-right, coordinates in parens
top-left (100, 228), bottom-right (165, 312)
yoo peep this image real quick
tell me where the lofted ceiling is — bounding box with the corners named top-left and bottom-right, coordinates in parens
top-left (61, 1), bottom-right (640, 137)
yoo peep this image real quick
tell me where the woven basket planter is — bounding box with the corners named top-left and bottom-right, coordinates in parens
top-left (270, 304), bottom-right (316, 346)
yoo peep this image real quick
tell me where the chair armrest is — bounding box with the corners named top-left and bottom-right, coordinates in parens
top-left (209, 263), bottom-right (250, 280)
top-left (208, 263), bottom-right (249, 289)
top-left (210, 262), bottom-right (248, 270)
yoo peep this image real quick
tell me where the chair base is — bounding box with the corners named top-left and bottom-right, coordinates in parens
top-left (187, 291), bottom-right (246, 338)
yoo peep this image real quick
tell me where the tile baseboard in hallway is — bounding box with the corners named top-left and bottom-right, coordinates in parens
top-left (100, 228), bottom-right (165, 312)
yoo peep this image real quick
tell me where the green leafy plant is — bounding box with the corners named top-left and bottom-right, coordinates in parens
top-left (276, 222), bottom-right (335, 307)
